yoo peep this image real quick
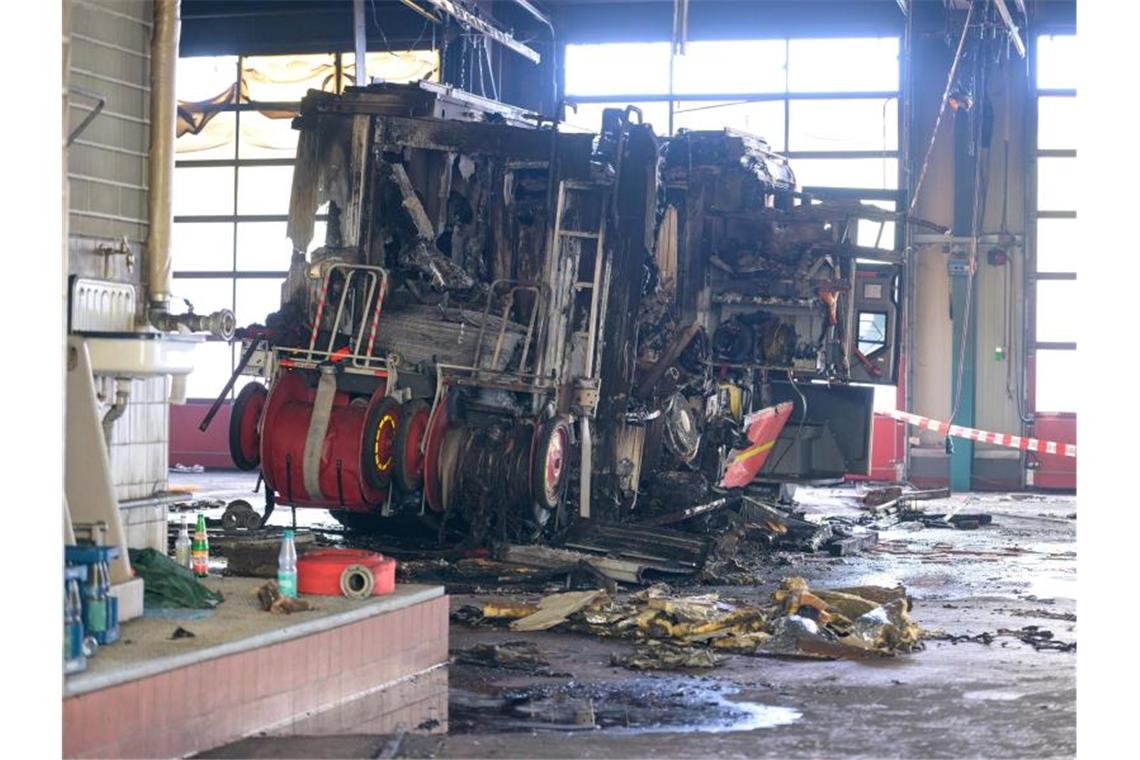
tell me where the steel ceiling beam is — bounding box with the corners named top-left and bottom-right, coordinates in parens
top-left (992, 0), bottom-right (1027, 58)
top-left (511, 0), bottom-right (553, 28)
top-left (414, 0), bottom-right (542, 63)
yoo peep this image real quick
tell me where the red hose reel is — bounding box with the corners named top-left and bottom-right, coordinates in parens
top-left (297, 548), bottom-right (395, 597)
top-left (230, 369), bottom-right (429, 514)
top-left (231, 369), bottom-right (573, 520)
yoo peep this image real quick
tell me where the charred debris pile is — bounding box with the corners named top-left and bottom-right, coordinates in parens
top-left (385, 484), bottom-right (970, 592)
top-left (453, 575), bottom-right (923, 667)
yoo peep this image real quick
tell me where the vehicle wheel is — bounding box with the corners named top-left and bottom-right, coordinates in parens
top-left (360, 394), bottom-right (401, 490)
top-left (393, 400), bottom-right (430, 493)
top-left (531, 416), bottom-right (572, 511)
top-left (229, 383), bottom-right (267, 471)
top-left (422, 392), bottom-right (453, 512)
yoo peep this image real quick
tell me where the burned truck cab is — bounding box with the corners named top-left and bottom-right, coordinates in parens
top-left (645, 128), bottom-right (903, 492)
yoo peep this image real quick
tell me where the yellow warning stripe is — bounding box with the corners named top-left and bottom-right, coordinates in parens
top-left (735, 439), bottom-right (775, 461)
top-left (374, 413), bottom-right (396, 471)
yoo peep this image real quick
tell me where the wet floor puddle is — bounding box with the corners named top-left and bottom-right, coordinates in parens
top-left (450, 680), bottom-right (801, 735)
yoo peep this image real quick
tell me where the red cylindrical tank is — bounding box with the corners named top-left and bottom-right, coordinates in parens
top-left (259, 370), bottom-right (387, 511)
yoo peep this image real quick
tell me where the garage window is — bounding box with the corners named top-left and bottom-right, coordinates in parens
top-left (1032, 33), bottom-right (1077, 414)
top-left (174, 51), bottom-right (439, 399)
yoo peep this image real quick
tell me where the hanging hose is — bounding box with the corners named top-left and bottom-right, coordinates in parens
top-left (909, 0), bottom-right (979, 215)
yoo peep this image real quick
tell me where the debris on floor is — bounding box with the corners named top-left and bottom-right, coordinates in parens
top-left (253, 580), bottom-right (314, 614)
top-left (388, 483), bottom-right (999, 593)
top-left (509, 590), bottom-right (607, 632)
top-left (169, 497), bottom-right (225, 513)
top-left (452, 641), bottom-right (571, 677)
top-left (457, 576), bottom-right (922, 667)
top-left (612, 639), bottom-right (721, 670)
top-left (925, 625), bottom-right (1076, 652)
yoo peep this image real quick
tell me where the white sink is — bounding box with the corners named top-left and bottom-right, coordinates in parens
top-left (80, 331), bottom-right (205, 378)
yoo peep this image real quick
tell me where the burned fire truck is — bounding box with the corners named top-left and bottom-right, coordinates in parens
top-left (218, 81), bottom-right (902, 541)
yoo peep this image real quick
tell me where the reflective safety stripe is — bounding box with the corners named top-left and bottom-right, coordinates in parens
top-left (888, 409), bottom-right (1076, 458)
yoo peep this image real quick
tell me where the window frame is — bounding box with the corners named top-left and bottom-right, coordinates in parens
top-left (174, 51), bottom-right (437, 400)
top-left (1028, 32), bottom-right (1078, 415)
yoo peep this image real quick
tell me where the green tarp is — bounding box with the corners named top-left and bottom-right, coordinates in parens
top-left (128, 548), bottom-right (225, 610)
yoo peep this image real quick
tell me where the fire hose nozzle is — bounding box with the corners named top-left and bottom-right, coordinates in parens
top-left (152, 306), bottom-right (236, 341)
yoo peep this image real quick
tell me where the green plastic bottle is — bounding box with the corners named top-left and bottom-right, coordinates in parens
top-left (191, 513), bottom-right (209, 577)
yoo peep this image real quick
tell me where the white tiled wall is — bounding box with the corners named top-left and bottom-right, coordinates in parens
top-left (101, 373), bottom-right (170, 506)
top-left (120, 501), bottom-right (169, 553)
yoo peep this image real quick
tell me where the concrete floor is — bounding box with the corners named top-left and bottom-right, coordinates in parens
top-left (175, 472), bottom-right (1076, 759)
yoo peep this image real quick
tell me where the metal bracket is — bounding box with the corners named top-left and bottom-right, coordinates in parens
top-left (948, 254), bottom-right (975, 277)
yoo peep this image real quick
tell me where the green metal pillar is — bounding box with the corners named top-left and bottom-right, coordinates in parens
top-left (948, 253), bottom-right (976, 491)
top-left (948, 46), bottom-right (983, 493)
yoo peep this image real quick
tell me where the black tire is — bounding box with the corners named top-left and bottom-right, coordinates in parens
top-left (361, 396), bottom-right (402, 491)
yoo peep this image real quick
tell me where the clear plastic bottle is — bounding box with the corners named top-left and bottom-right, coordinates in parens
top-left (174, 516), bottom-right (191, 568)
top-left (84, 560), bottom-right (107, 637)
top-left (278, 529), bottom-right (298, 599)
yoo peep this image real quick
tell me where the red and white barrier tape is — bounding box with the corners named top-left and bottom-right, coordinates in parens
top-left (887, 410), bottom-right (1077, 458)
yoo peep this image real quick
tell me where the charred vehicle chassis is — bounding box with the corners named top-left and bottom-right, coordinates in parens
top-left (217, 81), bottom-right (904, 543)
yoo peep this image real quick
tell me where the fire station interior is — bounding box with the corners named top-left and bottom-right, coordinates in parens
top-left (13, 0), bottom-right (1126, 757)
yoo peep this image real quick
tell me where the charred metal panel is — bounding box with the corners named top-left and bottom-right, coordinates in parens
top-left (760, 383), bottom-right (875, 479)
top-left (377, 116), bottom-right (593, 175)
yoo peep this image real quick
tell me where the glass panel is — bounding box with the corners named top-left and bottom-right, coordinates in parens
top-left (1037, 95), bottom-right (1077, 150)
top-left (1034, 348), bottom-right (1078, 413)
top-left (344, 50), bottom-right (441, 86)
top-left (171, 222), bottom-right (234, 272)
top-left (787, 37), bottom-right (899, 92)
top-left (857, 311), bottom-right (888, 355)
top-left (169, 277), bottom-right (233, 319)
top-left (235, 277), bottom-right (286, 326)
top-left (185, 340), bottom-right (234, 400)
top-left (236, 165), bottom-right (295, 215)
top-left (1037, 156), bottom-right (1078, 211)
top-left (672, 40), bottom-right (786, 95)
top-left (178, 56), bottom-right (238, 102)
top-left (791, 158), bottom-right (898, 190)
top-left (173, 166), bottom-right (234, 216)
top-left (856, 200), bottom-right (896, 249)
top-left (564, 42), bottom-right (672, 96)
top-left (562, 101), bottom-right (672, 136)
top-left (1037, 34), bottom-right (1077, 90)
top-left (1035, 279), bottom-right (1078, 344)
top-left (175, 112), bottom-right (236, 159)
top-left (242, 54), bottom-right (338, 102)
top-left (236, 221), bottom-right (326, 269)
top-left (788, 98), bottom-right (897, 151)
top-left (673, 100), bottom-right (785, 149)
top-left (1035, 218), bottom-right (1078, 273)
top-left (238, 112), bottom-right (300, 160)
top-left (236, 222), bottom-right (291, 271)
